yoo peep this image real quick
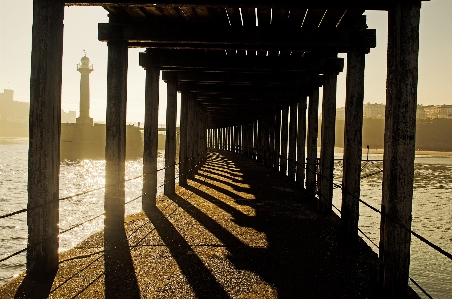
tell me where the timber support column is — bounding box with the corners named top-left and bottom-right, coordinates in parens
top-left (187, 94), bottom-right (195, 179)
top-left (341, 42), bottom-right (367, 240)
top-left (280, 107), bottom-right (289, 176)
top-left (179, 91), bottom-right (189, 186)
top-left (306, 87), bottom-right (320, 197)
top-left (288, 102), bottom-right (297, 181)
top-left (141, 55), bottom-right (159, 212)
top-left (275, 111), bottom-right (281, 171)
top-left (379, 1), bottom-right (421, 295)
top-left (105, 39), bottom-right (128, 237)
top-left (27, 0), bottom-right (64, 276)
top-left (164, 73), bottom-right (177, 196)
top-left (319, 71), bottom-right (338, 213)
top-left (297, 96), bottom-right (307, 189)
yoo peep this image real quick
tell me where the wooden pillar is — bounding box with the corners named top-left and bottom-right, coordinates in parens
top-left (27, 0), bottom-right (64, 276)
top-left (253, 121), bottom-right (258, 160)
top-left (105, 39), bottom-right (128, 234)
top-left (164, 74), bottom-right (177, 195)
top-left (269, 116), bottom-right (275, 168)
top-left (142, 65), bottom-right (159, 212)
top-left (319, 72), bottom-right (338, 212)
top-left (280, 107), bottom-right (289, 176)
top-left (179, 91), bottom-right (189, 186)
top-left (275, 111), bottom-right (281, 171)
top-left (379, 1), bottom-right (421, 295)
top-left (288, 103), bottom-right (297, 181)
top-left (187, 95), bottom-right (195, 179)
top-left (297, 96), bottom-right (308, 189)
top-left (306, 87), bottom-right (320, 196)
top-left (341, 47), bottom-right (366, 240)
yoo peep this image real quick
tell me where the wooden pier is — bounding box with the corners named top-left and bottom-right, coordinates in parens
top-left (0, 150), bottom-right (420, 298)
top-left (19, 0), bottom-right (430, 297)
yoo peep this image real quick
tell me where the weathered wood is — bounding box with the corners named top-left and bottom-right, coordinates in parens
top-left (179, 83), bottom-right (304, 96)
top-left (319, 72), bottom-right (337, 212)
top-left (341, 48), bottom-right (365, 241)
top-left (67, 0), bottom-right (428, 11)
top-left (187, 95), bottom-right (195, 179)
top-left (275, 111), bottom-right (281, 171)
top-left (105, 40), bottom-right (128, 235)
top-left (142, 66), bottom-right (160, 212)
top-left (297, 96), bottom-right (307, 189)
top-left (379, 1), bottom-right (421, 295)
top-left (305, 88), bottom-right (320, 196)
top-left (179, 91), bottom-right (189, 186)
top-left (269, 115), bottom-right (275, 168)
top-left (141, 50), bottom-right (344, 73)
top-left (280, 107), bottom-right (289, 176)
top-left (288, 103), bottom-right (297, 181)
top-left (99, 23), bottom-right (376, 52)
top-left (27, 0), bottom-right (64, 276)
top-left (164, 74), bottom-right (177, 195)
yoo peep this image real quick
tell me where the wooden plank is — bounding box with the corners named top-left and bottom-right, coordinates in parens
top-left (142, 67), bottom-right (160, 212)
top-left (318, 72), bottom-right (337, 213)
top-left (28, 0), bottom-right (64, 276)
top-left (379, 1), bottom-right (421, 295)
top-left (99, 23), bottom-right (377, 52)
top-left (305, 87), bottom-right (319, 196)
top-left (164, 73), bottom-right (177, 195)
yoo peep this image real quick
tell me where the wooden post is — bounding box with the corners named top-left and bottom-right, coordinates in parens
top-left (105, 39), bottom-right (128, 234)
top-left (297, 96), bottom-right (308, 189)
top-left (27, 0), bottom-right (64, 276)
top-left (341, 47), bottom-right (366, 240)
top-left (306, 87), bottom-right (320, 197)
top-left (275, 111), bottom-right (281, 171)
top-left (187, 95), bottom-right (195, 179)
top-left (164, 74), bottom-right (177, 195)
top-left (142, 65), bottom-right (159, 212)
top-left (288, 103), bottom-right (297, 181)
top-left (179, 91), bottom-right (189, 186)
top-left (379, 1), bottom-right (421, 295)
top-left (280, 107), bottom-right (289, 176)
top-left (319, 72), bottom-right (338, 213)
top-left (269, 116), bottom-right (275, 168)
top-left (253, 121), bottom-right (258, 160)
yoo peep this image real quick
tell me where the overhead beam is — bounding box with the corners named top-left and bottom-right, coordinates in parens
top-left (99, 23), bottom-right (376, 52)
top-left (177, 83), bottom-right (305, 95)
top-left (140, 50), bottom-right (344, 73)
top-left (66, 0), bottom-right (429, 10)
top-left (162, 71), bottom-right (323, 86)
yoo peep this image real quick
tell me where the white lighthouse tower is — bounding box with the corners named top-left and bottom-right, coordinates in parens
top-left (76, 53), bottom-right (94, 125)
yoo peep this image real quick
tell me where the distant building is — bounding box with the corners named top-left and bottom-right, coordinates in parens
top-left (438, 105), bottom-right (452, 119)
top-left (416, 104), bottom-right (426, 119)
top-left (336, 107), bottom-right (345, 120)
top-left (62, 110), bottom-right (77, 123)
top-left (363, 103), bottom-right (385, 118)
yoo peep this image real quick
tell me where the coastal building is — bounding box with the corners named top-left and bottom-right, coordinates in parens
top-left (76, 54), bottom-right (94, 125)
top-left (363, 102), bottom-right (385, 118)
top-left (438, 104), bottom-right (452, 118)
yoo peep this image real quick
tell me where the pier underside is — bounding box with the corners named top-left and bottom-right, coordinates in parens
top-left (0, 150), bottom-right (419, 298)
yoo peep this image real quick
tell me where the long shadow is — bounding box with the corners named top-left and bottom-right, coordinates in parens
top-left (194, 172), bottom-right (251, 194)
top-left (145, 207), bottom-right (229, 299)
top-left (191, 176), bottom-right (251, 200)
top-left (15, 270), bottom-right (56, 299)
top-left (104, 227), bottom-right (141, 299)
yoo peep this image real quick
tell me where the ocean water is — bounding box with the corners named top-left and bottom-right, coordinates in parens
top-left (0, 138), bottom-right (450, 299)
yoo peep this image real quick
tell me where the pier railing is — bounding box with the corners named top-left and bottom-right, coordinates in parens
top-left (0, 151), bottom-right (207, 265)
top-left (214, 144), bottom-right (451, 299)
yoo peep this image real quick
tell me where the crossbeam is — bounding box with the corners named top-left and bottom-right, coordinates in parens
top-left (66, 0), bottom-right (429, 10)
top-left (140, 50), bottom-right (344, 73)
top-left (99, 23), bottom-right (376, 52)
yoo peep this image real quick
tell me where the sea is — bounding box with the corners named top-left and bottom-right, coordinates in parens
top-left (0, 137), bottom-right (450, 299)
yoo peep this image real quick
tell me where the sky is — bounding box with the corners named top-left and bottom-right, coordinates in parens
top-left (1, 0), bottom-right (451, 124)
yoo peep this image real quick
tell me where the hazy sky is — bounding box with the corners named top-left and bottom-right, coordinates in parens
top-left (1, 0), bottom-right (451, 124)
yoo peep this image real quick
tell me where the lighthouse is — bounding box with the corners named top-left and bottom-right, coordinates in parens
top-left (76, 54), bottom-right (94, 125)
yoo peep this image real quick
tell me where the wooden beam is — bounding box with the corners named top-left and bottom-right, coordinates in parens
top-left (28, 0), bottom-right (64, 276)
top-left (178, 83), bottom-right (305, 95)
top-left (142, 66), bottom-right (159, 212)
top-left (140, 50), bottom-right (344, 73)
top-left (66, 0), bottom-right (429, 10)
top-left (162, 71), bottom-right (322, 86)
top-left (99, 23), bottom-right (376, 52)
